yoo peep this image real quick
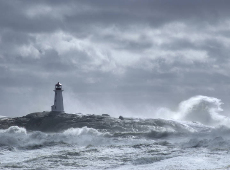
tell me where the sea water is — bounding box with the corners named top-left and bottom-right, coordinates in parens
top-left (1, 95), bottom-right (230, 170)
top-left (0, 120), bottom-right (230, 170)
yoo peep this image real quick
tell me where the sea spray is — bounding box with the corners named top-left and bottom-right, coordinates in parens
top-left (156, 95), bottom-right (230, 127)
top-left (177, 95), bottom-right (225, 125)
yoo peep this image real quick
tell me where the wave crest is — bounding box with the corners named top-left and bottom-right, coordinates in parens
top-left (156, 95), bottom-right (230, 126)
top-left (0, 126), bottom-right (110, 149)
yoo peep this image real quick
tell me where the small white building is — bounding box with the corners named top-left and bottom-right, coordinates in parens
top-left (51, 82), bottom-right (64, 112)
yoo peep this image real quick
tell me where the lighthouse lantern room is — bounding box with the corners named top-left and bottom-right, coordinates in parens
top-left (51, 82), bottom-right (64, 112)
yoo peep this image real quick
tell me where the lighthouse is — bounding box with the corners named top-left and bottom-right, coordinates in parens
top-left (51, 82), bottom-right (64, 112)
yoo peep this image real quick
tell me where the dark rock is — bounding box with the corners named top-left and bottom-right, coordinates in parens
top-left (0, 112), bottom-right (121, 132)
top-left (119, 116), bottom-right (124, 120)
top-left (102, 114), bottom-right (110, 117)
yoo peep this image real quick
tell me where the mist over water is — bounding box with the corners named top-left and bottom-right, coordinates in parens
top-left (1, 95), bottom-right (230, 169)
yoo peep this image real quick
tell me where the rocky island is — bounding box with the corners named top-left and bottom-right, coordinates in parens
top-left (0, 112), bottom-right (124, 132)
top-left (0, 111), bottom-right (206, 138)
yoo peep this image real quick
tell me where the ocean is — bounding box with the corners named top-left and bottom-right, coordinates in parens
top-left (1, 119), bottom-right (230, 169)
top-left (1, 95), bottom-right (230, 170)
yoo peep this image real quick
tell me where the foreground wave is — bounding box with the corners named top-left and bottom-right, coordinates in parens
top-left (0, 126), bottom-right (110, 149)
top-left (0, 119), bottom-right (230, 150)
top-left (1, 123), bottom-right (230, 170)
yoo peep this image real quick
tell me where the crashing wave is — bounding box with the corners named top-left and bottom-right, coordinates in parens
top-left (156, 95), bottom-right (230, 127)
top-left (0, 126), bottom-right (110, 149)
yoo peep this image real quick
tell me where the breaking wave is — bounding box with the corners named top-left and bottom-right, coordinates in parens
top-left (156, 95), bottom-right (230, 127)
top-left (1, 124), bottom-right (230, 152)
top-left (0, 126), bottom-right (110, 149)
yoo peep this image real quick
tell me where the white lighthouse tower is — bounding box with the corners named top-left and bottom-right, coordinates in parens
top-left (51, 82), bottom-right (64, 112)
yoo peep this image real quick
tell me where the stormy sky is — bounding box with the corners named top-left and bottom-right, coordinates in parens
top-left (1, 0), bottom-right (230, 117)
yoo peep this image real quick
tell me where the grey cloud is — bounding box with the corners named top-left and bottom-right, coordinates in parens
top-left (1, 0), bottom-right (230, 117)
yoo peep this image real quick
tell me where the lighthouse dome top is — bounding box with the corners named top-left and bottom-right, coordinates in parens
top-left (55, 82), bottom-right (63, 90)
top-left (56, 82), bottom-right (62, 87)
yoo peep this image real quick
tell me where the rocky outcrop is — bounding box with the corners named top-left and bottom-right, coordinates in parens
top-left (0, 112), bottom-right (207, 135)
top-left (0, 112), bottom-right (125, 132)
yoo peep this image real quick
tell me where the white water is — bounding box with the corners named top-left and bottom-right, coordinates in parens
top-left (1, 96), bottom-right (230, 170)
top-left (156, 95), bottom-right (230, 126)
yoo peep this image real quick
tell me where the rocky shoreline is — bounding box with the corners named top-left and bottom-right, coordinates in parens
top-left (0, 112), bottom-right (123, 132)
top-left (0, 112), bottom-right (202, 136)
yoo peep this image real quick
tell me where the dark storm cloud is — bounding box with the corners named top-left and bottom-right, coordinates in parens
top-left (1, 0), bottom-right (230, 117)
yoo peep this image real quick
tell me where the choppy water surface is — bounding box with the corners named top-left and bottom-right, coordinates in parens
top-left (1, 95), bottom-right (230, 169)
top-left (1, 118), bottom-right (230, 170)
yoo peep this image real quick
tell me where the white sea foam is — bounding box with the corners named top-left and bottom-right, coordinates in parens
top-left (1, 121), bottom-right (230, 169)
top-left (156, 95), bottom-right (230, 127)
top-left (0, 126), bottom-right (110, 148)
top-left (1, 96), bottom-right (230, 169)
